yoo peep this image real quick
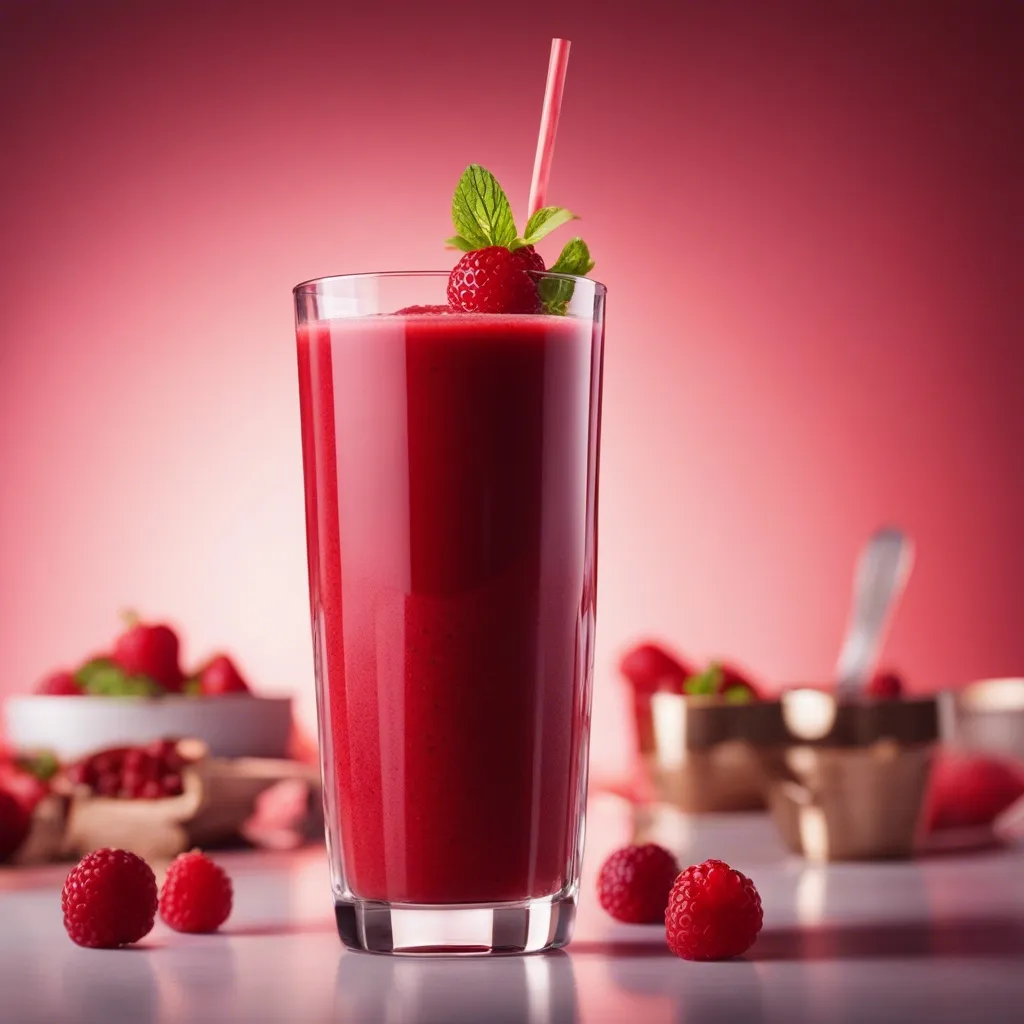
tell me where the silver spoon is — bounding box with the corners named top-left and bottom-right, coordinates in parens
top-left (834, 526), bottom-right (915, 701)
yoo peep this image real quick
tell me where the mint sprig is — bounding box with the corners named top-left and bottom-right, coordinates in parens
top-left (683, 663), bottom-right (724, 697)
top-left (518, 205), bottom-right (578, 247)
top-left (451, 165), bottom-right (517, 250)
top-left (75, 658), bottom-right (163, 697)
top-left (444, 165), bottom-right (595, 314)
top-left (538, 237), bottom-right (595, 314)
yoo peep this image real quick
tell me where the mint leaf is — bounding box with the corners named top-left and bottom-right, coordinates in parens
top-left (445, 235), bottom-right (476, 252)
top-left (522, 206), bottom-right (578, 245)
top-left (75, 657), bottom-right (117, 688)
top-left (182, 677), bottom-right (203, 696)
top-left (683, 664), bottom-right (724, 697)
top-left (538, 237), bottom-right (596, 314)
top-left (18, 751), bottom-right (59, 782)
top-left (723, 684), bottom-right (753, 705)
top-left (79, 661), bottom-right (162, 697)
top-left (550, 237), bottom-right (595, 276)
top-left (451, 165), bottom-right (517, 250)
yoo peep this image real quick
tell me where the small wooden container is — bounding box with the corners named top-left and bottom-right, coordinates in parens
top-left (641, 694), bottom-right (776, 813)
top-left (756, 691), bottom-right (941, 861)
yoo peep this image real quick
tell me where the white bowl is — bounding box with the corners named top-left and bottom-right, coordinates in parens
top-left (4, 694), bottom-right (293, 761)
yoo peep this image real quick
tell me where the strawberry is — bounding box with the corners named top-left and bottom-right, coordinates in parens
top-left (443, 165), bottom-right (595, 315)
top-left (447, 246), bottom-right (541, 314)
top-left (35, 670), bottom-right (82, 696)
top-left (112, 617), bottom-right (184, 692)
top-left (0, 761), bottom-right (48, 814)
top-left (619, 642), bottom-right (691, 694)
top-left (197, 654), bottom-right (251, 696)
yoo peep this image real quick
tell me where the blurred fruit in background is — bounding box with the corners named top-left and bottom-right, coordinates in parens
top-left (926, 751), bottom-right (1024, 832)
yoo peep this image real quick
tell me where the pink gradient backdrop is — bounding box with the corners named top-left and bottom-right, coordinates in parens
top-left (1, 1), bottom-right (1021, 776)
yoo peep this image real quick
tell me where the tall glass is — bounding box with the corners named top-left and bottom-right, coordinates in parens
top-left (295, 272), bottom-right (605, 955)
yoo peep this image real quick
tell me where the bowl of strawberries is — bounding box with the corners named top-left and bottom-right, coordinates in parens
top-left (6, 615), bottom-right (292, 761)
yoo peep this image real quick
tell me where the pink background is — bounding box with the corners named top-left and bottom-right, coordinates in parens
top-left (2, 0), bottom-right (1021, 777)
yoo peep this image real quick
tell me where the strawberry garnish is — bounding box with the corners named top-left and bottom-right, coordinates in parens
top-left (443, 165), bottom-right (594, 315)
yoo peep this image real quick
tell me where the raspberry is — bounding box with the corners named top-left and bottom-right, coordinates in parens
top-left (867, 670), bottom-right (904, 700)
top-left (159, 850), bottom-right (233, 933)
top-left (665, 859), bottom-right (763, 960)
top-left (0, 789), bottom-right (30, 862)
top-left (596, 843), bottom-right (680, 923)
top-left (62, 848), bottom-right (158, 948)
top-left (447, 246), bottom-right (541, 314)
top-left (35, 670), bottom-right (82, 695)
top-left (394, 304), bottom-right (453, 315)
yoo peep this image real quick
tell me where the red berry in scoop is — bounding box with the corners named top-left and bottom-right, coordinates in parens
top-left (447, 246), bottom-right (541, 314)
top-left (619, 642), bottom-right (692, 695)
top-left (597, 843), bottom-right (680, 923)
top-left (665, 859), bottom-right (763, 961)
top-left (198, 654), bottom-right (250, 696)
top-left (112, 620), bottom-right (183, 692)
top-left (61, 848), bottom-right (158, 948)
top-left (35, 670), bottom-right (82, 696)
top-left (159, 850), bottom-right (233, 933)
top-left (0, 790), bottom-right (30, 862)
top-left (867, 669), bottom-right (904, 700)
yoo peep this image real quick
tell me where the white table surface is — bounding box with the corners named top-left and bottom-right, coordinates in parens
top-left (1, 795), bottom-right (1021, 1024)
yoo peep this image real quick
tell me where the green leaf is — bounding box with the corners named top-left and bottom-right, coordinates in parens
top-left (451, 165), bottom-right (518, 250)
top-left (17, 751), bottom-right (60, 782)
top-left (522, 206), bottom-right (578, 245)
top-left (550, 237), bottom-right (595, 276)
top-left (722, 684), bottom-right (754, 705)
top-left (538, 237), bottom-right (596, 315)
top-left (79, 661), bottom-right (162, 697)
top-left (182, 677), bottom-right (203, 696)
top-left (683, 663), bottom-right (723, 697)
top-left (444, 235), bottom-right (476, 252)
top-left (75, 657), bottom-right (118, 687)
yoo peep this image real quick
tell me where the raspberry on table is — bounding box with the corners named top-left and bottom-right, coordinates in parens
top-left (596, 843), bottom-right (680, 923)
top-left (62, 848), bottom-right (158, 948)
top-left (159, 850), bottom-right (233, 933)
top-left (665, 858), bottom-right (763, 960)
top-left (447, 246), bottom-right (542, 314)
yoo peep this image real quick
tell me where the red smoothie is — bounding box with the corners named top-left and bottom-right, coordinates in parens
top-left (297, 311), bottom-right (602, 904)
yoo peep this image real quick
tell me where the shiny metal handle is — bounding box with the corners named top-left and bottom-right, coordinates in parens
top-left (835, 527), bottom-right (915, 700)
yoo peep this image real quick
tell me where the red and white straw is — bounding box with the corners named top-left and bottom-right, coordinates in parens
top-left (527, 38), bottom-right (572, 218)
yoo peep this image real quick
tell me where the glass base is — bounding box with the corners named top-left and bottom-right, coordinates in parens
top-left (334, 893), bottom-right (577, 956)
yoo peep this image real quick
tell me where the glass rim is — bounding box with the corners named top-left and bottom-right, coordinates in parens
top-left (292, 269), bottom-right (607, 297)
